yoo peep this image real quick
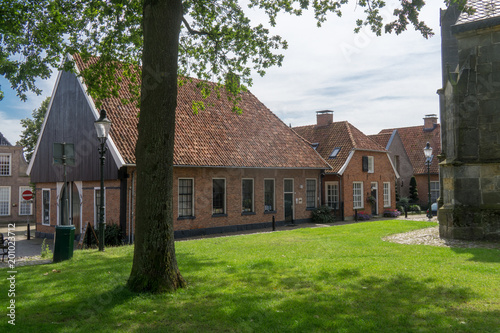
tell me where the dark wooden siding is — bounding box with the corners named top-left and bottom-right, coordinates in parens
top-left (30, 70), bottom-right (119, 183)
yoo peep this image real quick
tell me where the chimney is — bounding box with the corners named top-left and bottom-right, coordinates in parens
top-left (424, 114), bottom-right (438, 131)
top-left (316, 110), bottom-right (334, 126)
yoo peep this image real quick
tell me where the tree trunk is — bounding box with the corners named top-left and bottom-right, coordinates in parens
top-left (128, 0), bottom-right (186, 293)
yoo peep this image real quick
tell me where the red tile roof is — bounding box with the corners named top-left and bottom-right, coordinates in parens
top-left (368, 132), bottom-right (393, 150)
top-left (378, 125), bottom-right (441, 174)
top-left (73, 54), bottom-right (329, 169)
top-left (293, 121), bottom-right (386, 173)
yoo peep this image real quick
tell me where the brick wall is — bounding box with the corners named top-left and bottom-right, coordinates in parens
top-left (34, 180), bottom-right (121, 237)
top-left (324, 150), bottom-right (397, 219)
top-left (0, 145), bottom-right (31, 223)
top-left (172, 167), bottom-right (322, 231)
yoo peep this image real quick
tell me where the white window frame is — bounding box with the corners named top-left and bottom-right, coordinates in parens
top-left (242, 178), bottom-right (254, 213)
top-left (0, 186), bottom-right (11, 216)
top-left (94, 187), bottom-right (106, 227)
top-left (306, 178), bottom-right (317, 209)
top-left (19, 186), bottom-right (33, 215)
top-left (0, 153), bottom-right (12, 176)
top-left (368, 156), bottom-right (374, 173)
top-left (264, 178), bottom-right (275, 212)
top-left (325, 181), bottom-right (339, 209)
top-left (383, 182), bottom-right (391, 207)
top-left (212, 178), bottom-right (226, 215)
top-left (353, 182), bottom-right (364, 209)
top-left (178, 178), bottom-right (194, 217)
top-left (41, 189), bottom-right (50, 225)
top-left (430, 181), bottom-right (440, 204)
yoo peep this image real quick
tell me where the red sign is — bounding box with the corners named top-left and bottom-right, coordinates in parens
top-left (22, 190), bottom-right (33, 201)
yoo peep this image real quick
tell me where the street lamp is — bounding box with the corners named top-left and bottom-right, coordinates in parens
top-left (94, 109), bottom-right (112, 251)
top-left (424, 142), bottom-right (433, 220)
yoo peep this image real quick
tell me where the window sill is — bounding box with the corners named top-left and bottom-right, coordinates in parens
top-left (264, 210), bottom-right (277, 214)
top-left (212, 213), bottom-right (227, 218)
top-left (306, 207), bottom-right (316, 211)
top-left (177, 216), bottom-right (196, 220)
top-left (241, 212), bottom-right (256, 216)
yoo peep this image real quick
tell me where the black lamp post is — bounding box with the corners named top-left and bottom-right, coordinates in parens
top-left (424, 142), bottom-right (433, 220)
top-left (94, 109), bottom-right (112, 251)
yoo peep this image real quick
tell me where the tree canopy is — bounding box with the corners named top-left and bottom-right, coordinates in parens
top-left (1, 0), bottom-right (467, 293)
top-left (17, 96), bottom-right (50, 162)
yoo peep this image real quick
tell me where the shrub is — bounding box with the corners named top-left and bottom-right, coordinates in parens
top-left (408, 204), bottom-right (421, 212)
top-left (312, 206), bottom-right (336, 223)
top-left (383, 209), bottom-right (401, 218)
top-left (356, 211), bottom-right (372, 221)
top-left (84, 223), bottom-right (124, 247)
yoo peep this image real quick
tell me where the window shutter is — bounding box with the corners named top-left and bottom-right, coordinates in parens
top-left (362, 156), bottom-right (368, 172)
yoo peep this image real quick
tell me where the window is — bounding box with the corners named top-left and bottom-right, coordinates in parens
top-left (311, 143), bottom-right (319, 150)
top-left (325, 182), bottom-right (339, 209)
top-left (353, 182), bottom-right (363, 209)
top-left (329, 147), bottom-right (341, 159)
top-left (213, 179), bottom-right (226, 215)
top-left (430, 181), bottom-right (440, 204)
top-left (0, 186), bottom-right (11, 216)
top-left (94, 188), bottom-right (106, 226)
top-left (306, 179), bottom-right (317, 209)
top-left (42, 189), bottom-right (50, 225)
top-left (242, 179), bottom-right (254, 213)
top-left (0, 154), bottom-right (11, 176)
top-left (383, 182), bottom-right (391, 207)
top-left (19, 186), bottom-right (33, 215)
top-left (362, 156), bottom-right (374, 173)
top-left (178, 178), bottom-right (194, 217)
top-left (264, 179), bottom-right (275, 212)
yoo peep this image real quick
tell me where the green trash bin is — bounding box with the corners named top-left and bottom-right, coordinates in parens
top-left (53, 225), bottom-right (75, 262)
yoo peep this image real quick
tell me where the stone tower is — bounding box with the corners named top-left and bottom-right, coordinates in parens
top-left (439, 0), bottom-right (500, 240)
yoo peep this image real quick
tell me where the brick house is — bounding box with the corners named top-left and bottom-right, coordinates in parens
top-left (28, 54), bottom-right (329, 240)
top-left (0, 133), bottom-right (33, 223)
top-left (374, 115), bottom-right (441, 209)
top-left (294, 111), bottom-right (398, 220)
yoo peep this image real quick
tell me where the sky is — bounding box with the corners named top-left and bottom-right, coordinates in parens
top-left (0, 1), bottom-right (445, 145)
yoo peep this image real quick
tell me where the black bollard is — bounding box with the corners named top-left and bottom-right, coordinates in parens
top-left (405, 205), bottom-right (408, 218)
top-left (27, 222), bottom-right (31, 240)
top-left (355, 209), bottom-right (358, 222)
top-left (272, 215), bottom-right (276, 231)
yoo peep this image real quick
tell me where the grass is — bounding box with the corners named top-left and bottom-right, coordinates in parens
top-left (2, 220), bottom-right (499, 332)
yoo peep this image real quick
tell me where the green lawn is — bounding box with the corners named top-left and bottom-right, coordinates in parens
top-left (2, 220), bottom-right (499, 332)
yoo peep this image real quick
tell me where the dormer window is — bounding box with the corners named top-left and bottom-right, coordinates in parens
top-left (329, 147), bottom-right (341, 159)
top-left (311, 143), bottom-right (319, 150)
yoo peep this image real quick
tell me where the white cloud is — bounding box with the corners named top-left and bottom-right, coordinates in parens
top-left (249, 1), bottom-right (445, 134)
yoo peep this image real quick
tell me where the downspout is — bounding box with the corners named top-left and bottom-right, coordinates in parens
top-left (128, 169), bottom-right (135, 244)
top-left (339, 175), bottom-right (343, 221)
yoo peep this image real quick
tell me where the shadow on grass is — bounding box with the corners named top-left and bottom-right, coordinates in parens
top-left (9, 247), bottom-right (500, 333)
top-left (450, 247), bottom-right (500, 263)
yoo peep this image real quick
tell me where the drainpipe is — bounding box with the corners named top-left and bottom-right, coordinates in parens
top-left (128, 169), bottom-right (135, 244)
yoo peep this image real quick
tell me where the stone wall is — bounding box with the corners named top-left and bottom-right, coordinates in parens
top-left (439, 22), bottom-right (500, 241)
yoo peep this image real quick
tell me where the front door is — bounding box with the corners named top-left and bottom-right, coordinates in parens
top-left (370, 182), bottom-right (378, 215)
top-left (284, 179), bottom-right (294, 222)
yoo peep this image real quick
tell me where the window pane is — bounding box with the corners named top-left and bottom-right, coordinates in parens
top-left (264, 179), bottom-right (274, 211)
top-left (326, 183), bottom-right (339, 209)
top-left (383, 182), bottom-right (390, 207)
top-left (0, 187), bottom-right (10, 215)
top-left (306, 179), bottom-right (316, 209)
top-left (242, 179), bottom-right (253, 212)
top-left (284, 179), bottom-right (293, 193)
top-left (179, 179), bottom-right (193, 217)
top-left (430, 181), bottom-right (439, 203)
top-left (353, 182), bottom-right (363, 209)
top-left (0, 154), bottom-right (11, 176)
top-left (213, 179), bottom-right (225, 214)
